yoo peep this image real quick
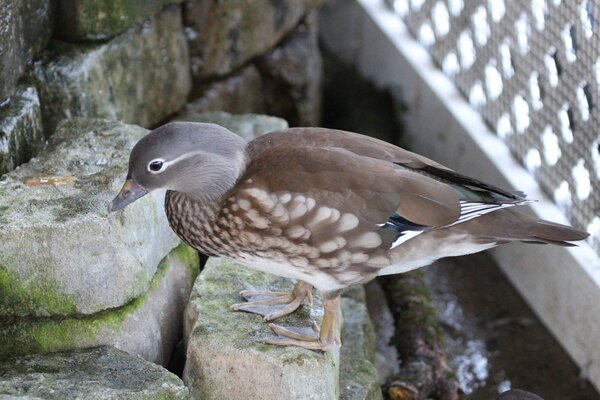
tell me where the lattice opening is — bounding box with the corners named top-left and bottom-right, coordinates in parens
top-left (387, 0), bottom-right (600, 252)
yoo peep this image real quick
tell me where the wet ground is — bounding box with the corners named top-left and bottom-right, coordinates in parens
top-left (321, 47), bottom-right (600, 400)
top-left (424, 254), bottom-right (599, 400)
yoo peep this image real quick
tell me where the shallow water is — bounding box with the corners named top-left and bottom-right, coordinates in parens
top-left (423, 253), bottom-right (600, 400)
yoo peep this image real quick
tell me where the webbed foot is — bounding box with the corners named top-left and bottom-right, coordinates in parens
top-left (231, 280), bottom-right (313, 321)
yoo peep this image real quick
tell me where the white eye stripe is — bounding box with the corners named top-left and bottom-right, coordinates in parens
top-left (147, 151), bottom-right (205, 174)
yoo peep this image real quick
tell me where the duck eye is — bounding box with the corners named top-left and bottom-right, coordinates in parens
top-left (148, 160), bottom-right (164, 173)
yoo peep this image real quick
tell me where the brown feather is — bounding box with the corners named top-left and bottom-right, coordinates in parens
top-left (241, 144), bottom-right (461, 228)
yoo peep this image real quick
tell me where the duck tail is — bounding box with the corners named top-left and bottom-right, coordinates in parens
top-left (473, 209), bottom-right (589, 247)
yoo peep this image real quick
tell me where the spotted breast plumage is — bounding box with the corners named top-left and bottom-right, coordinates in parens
top-left (109, 122), bottom-right (589, 351)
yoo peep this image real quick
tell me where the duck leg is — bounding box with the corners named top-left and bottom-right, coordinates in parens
top-left (263, 295), bottom-right (341, 352)
top-left (231, 280), bottom-right (313, 321)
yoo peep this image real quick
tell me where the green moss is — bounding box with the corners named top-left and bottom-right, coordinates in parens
top-left (55, 0), bottom-right (182, 41)
top-left (383, 270), bottom-right (445, 352)
top-left (0, 244), bottom-right (197, 358)
top-left (0, 266), bottom-right (78, 316)
top-left (170, 244), bottom-right (200, 279)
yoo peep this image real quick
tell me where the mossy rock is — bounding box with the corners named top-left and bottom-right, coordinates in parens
top-left (31, 6), bottom-right (191, 134)
top-left (0, 244), bottom-right (199, 365)
top-left (183, 258), bottom-right (341, 400)
top-left (55, 0), bottom-right (184, 41)
top-left (0, 346), bottom-right (191, 399)
top-left (0, 118), bottom-right (179, 317)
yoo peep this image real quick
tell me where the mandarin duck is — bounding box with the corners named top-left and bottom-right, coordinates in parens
top-left (109, 122), bottom-right (588, 351)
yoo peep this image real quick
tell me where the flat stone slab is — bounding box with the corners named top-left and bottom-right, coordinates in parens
top-left (31, 5), bottom-right (190, 133)
top-left (0, 118), bottom-right (179, 317)
top-left (0, 244), bottom-right (199, 365)
top-left (183, 258), bottom-right (340, 400)
top-left (0, 0), bottom-right (54, 102)
top-left (0, 85), bottom-right (44, 175)
top-left (183, 0), bottom-right (321, 79)
top-left (0, 346), bottom-right (190, 399)
top-left (55, 0), bottom-right (183, 41)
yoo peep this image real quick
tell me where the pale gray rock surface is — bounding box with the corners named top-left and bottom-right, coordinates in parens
top-left (0, 86), bottom-right (45, 175)
top-left (31, 6), bottom-right (191, 133)
top-left (0, 118), bottom-right (179, 317)
top-left (183, 258), bottom-right (340, 400)
top-left (0, 346), bottom-right (191, 399)
top-left (0, 0), bottom-right (54, 103)
top-left (0, 244), bottom-right (199, 365)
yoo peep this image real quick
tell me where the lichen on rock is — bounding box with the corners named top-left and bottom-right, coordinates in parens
top-left (0, 118), bottom-right (180, 317)
top-left (0, 346), bottom-right (191, 399)
top-left (0, 244), bottom-right (199, 365)
top-left (31, 5), bottom-right (191, 134)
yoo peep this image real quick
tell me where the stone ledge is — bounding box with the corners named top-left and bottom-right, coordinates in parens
top-left (0, 346), bottom-right (190, 399)
top-left (183, 258), bottom-right (341, 400)
top-left (0, 118), bottom-right (179, 317)
top-left (0, 244), bottom-right (198, 365)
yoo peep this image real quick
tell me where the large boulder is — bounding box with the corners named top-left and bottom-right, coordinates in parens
top-left (183, 0), bottom-right (321, 80)
top-left (0, 346), bottom-right (191, 399)
top-left (0, 244), bottom-right (199, 365)
top-left (0, 0), bottom-right (54, 103)
top-left (55, 0), bottom-right (184, 42)
top-left (30, 5), bottom-right (191, 134)
top-left (0, 85), bottom-right (45, 175)
top-left (0, 118), bottom-right (179, 317)
top-left (183, 258), bottom-right (341, 400)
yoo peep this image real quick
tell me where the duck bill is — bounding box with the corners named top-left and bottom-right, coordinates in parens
top-left (108, 179), bottom-right (148, 213)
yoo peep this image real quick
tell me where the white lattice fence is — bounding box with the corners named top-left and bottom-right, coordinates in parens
top-left (386, 0), bottom-right (599, 252)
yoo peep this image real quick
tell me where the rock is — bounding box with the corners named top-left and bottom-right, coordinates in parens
top-left (364, 280), bottom-right (399, 385)
top-left (0, 86), bottom-right (44, 175)
top-left (175, 111), bottom-right (288, 141)
top-left (0, 346), bottom-right (191, 399)
top-left (340, 286), bottom-right (383, 400)
top-left (0, 118), bottom-right (179, 317)
top-left (184, 65), bottom-right (266, 116)
top-left (0, 0), bottom-right (54, 103)
top-left (257, 12), bottom-right (322, 126)
top-left (0, 244), bottom-right (199, 365)
top-left (183, 258), bottom-right (340, 400)
top-left (30, 5), bottom-right (191, 134)
top-left (183, 0), bottom-right (321, 80)
top-left (55, 0), bottom-right (184, 42)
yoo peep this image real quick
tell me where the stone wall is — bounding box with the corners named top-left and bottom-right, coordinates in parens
top-left (0, 1), bottom-right (382, 398)
top-left (0, 0), bottom-right (323, 176)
